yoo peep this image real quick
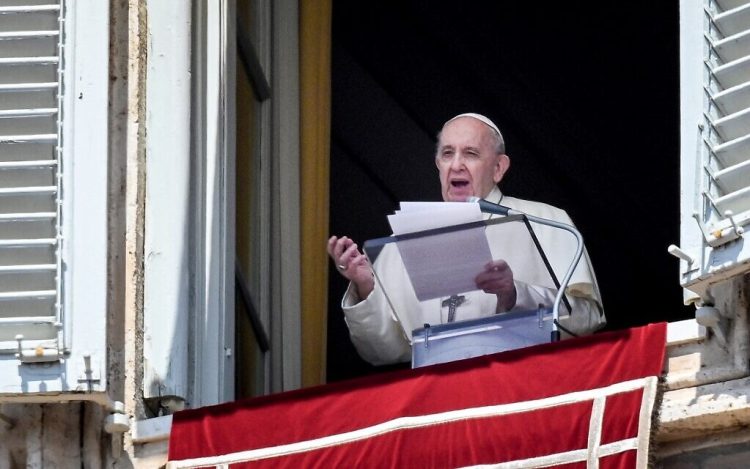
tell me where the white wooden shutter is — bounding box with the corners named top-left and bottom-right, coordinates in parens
top-left (703, 0), bottom-right (750, 233)
top-left (0, 2), bottom-right (64, 359)
top-left (0, 0), bottom-right (108, 394)
top-left (677, 0), bottom-right (750, 298)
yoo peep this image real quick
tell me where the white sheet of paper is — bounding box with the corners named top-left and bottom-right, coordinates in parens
top-left (386, 201), bottom-right (493, 300)
top-left (387, 202), bottom-right (482, 235)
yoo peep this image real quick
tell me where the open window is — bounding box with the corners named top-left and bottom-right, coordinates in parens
top-left (141, 0), bottom-right (302, 410)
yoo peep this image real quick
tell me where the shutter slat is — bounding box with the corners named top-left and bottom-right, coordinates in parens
top-left (0, 186), bottom-right (56, 196)
top-left (713, 3), bottom-right (750, 37)
top-left (0, 317), bottom-right (56, 325)
top-left (0, 320), bottom-right (58, 344)
top-left (0, 160), bottom-right (57, 169)
top-left (712, 81), bottom-right (750, 114)
top-left (0, 30), bottom-right (59, 40)
top-left (0, 332), bottom-right (58, 347)
top-left (713, 185), bottom-right (750, 215)
top-left (712, 108), bottom-right (750, 140)
top-left (0, 239), bottom-right (56, 247)
top-left (0, 56), bottom-right (59, 65)
top-left (0, 6), bottom-right (61, 14)
top-left (0, 212), bottom-right (56, 221)
top-left (712, 54), bottom-right (750, 89)
top-left (0, 82), bottom-right (57, 92)
top-left (712, 133), bottom-right (750, 167)
top-left (716, 1), bottom-right (750, 14)
top-left (0, 108), bottom-right (57, 118)
top-left (712, 29), bottom-right (750, 63)
top-left (0, 290), bottom-right (56, 300)
top-left (714, 158), bottom-right (750, 193)
top-left (0, 134), bottom-right (57, 143)
top-left (0, 264), bottom-right (56, 273)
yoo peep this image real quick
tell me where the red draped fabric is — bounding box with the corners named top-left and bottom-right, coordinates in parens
top-left (168, 322), bottom-right (666, 468)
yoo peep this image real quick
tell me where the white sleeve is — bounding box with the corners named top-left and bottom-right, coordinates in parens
top-left (511, 280), bottom-right (606, 336)
top-left (341, 283), bottom-right (412, 366)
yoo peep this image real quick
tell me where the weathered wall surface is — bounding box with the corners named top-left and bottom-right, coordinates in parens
top-left (0, 403), bottom-right (106, 468)
top-left (658, 436), bottom-right (750, 468)
top-left (655, 275), bottom-right (750, 466)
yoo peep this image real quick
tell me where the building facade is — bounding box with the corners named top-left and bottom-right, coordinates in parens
top-left (0, 0), bottom-right (750, 467)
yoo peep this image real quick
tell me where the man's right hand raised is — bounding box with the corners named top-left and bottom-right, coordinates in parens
top-left (327, 236), bottom-right (375, 300)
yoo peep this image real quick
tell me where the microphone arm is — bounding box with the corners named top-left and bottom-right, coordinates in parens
top-left (467, 197), bottom-right (584, 342)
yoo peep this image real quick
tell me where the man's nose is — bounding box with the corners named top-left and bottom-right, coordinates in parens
top-left (449, 153), bottom-right (465, 170)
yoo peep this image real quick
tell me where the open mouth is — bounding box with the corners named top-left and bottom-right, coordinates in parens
top-left (450, 180), bottom-right (470, 189)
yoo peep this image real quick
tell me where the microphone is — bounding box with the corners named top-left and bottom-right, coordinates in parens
top-left (467, 196), bottom-right (584, 343)
top-left (466, 196), bottom-right (522, 216)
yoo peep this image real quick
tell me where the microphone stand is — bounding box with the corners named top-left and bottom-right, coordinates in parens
top-left (468, 197), bottom-right (584, 342)
top-left (521, 212), bottom-right (584, 342)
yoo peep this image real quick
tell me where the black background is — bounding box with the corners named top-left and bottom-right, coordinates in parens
top-left (327, 1), bottom-right (691, 381)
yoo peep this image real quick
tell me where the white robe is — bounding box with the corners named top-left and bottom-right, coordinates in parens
top-left (341, 187), bottom-right (606, 365)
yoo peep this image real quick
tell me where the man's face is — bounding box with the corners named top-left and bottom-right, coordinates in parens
top-left (436, 117), bottom-right (507, 202)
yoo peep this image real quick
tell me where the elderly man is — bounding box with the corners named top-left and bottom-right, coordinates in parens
top-left (328, 113), bottom-right (606, 365)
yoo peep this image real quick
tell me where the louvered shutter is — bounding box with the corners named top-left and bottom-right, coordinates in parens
top-left (0, 1), bottom-right (108, 394)
top-left (0, 3), bottom-right (63, 359)
top-left (704, 1), bottom-right (750, 235)
top-left (678, 0), bottom-right (750, 297)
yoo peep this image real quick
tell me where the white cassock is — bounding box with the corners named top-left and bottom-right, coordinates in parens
top-left (341, 187), bottom-right (606, 365)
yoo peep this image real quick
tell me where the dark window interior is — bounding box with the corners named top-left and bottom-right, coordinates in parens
top-left (328, 1), bottom-right (691, 381)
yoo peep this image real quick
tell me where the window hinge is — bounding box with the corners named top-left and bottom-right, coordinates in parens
top-left (15, 334), bottom-right (63, 363)
top-left (77, 353), bottom-right (101, 390)
top-left (692, 209), bottom-right (744, 247)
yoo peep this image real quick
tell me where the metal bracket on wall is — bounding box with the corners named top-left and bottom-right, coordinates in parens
top-left (15, 334), bottom-right (62, 364)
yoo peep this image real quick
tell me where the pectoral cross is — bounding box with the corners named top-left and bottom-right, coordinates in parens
top-left (442, 295), bottom-right (466, 323)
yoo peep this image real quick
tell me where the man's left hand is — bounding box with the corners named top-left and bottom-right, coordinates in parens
top-left (475, 260), bottom-right (517, 312)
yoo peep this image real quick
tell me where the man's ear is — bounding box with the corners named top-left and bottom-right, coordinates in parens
top-left (494, 154), bottom-right (511, 183)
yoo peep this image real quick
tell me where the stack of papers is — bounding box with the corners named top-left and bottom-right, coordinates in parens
top-left (387, 202), bottom-right (483, 235)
